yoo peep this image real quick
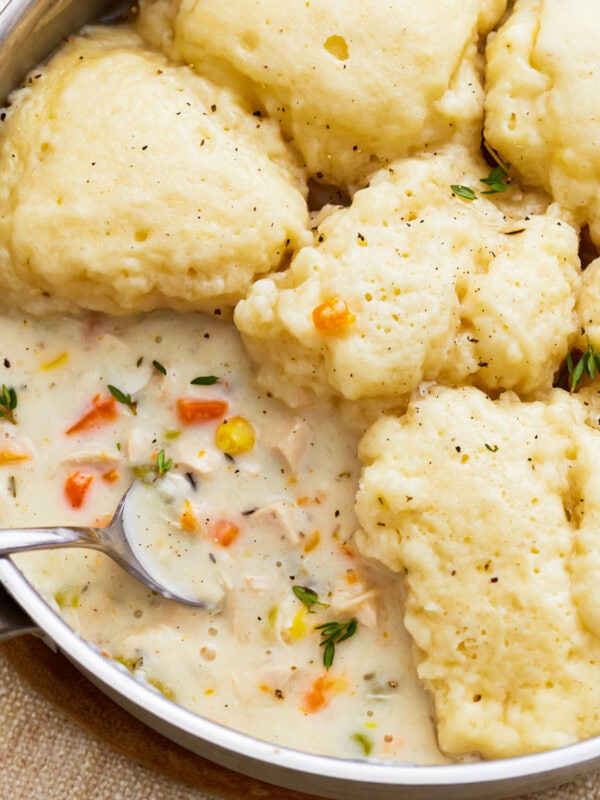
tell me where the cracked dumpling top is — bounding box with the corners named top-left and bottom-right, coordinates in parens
top-left (485, 0), bottom-right (600, 244)
top-left (0, 26), bottom-right (309, 316)
top-left (355, 386), bottom-right (600, 759)
top-left (138, 0), bottom-right (506, 185)
top-left (235, 148), bottom-right (580, 407)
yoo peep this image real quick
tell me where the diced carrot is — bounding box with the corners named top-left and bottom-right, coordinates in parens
top-left (101, 469), bottom-right (119, 483)
top-left (312, 297), bottom-right (355, 334)
top-left (300, 674), bottom-right (348, 714)
top-left (180, 500), bottom-right (200, 533)
top-left (303, 531), bottom-right (321, 553)
top-left (65, 471), bottom-right (94, 508)
top-left (177, 398), bottom-right (228, 425)
top-left (94, 514), bottom-right (113, 527)
top-left (210, 518), bottom-right (240, 547)
top-left (66, 395), bottom-right (118, 435)
top-left (0, 450), bottom-right (30, 465)
top-left (340, 544), bottom-right (356, 559)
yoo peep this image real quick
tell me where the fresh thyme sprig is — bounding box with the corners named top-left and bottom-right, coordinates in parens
top-left (566, 341), bottom-right (600, 392)
top-left (480, 163), bottom-right (511, 194)
top-left (108, 385), bottom-right (138, 415)
top-left (293, 585), bottom-right (328, 614)
top-left (0, 384), bottom-right (17, 425)
top-left (315, 618), bottom-right (358, 669)
top-left (451, 163), bottom-right (512, 203)
top-left (155, 449), bottom-right (173, 479)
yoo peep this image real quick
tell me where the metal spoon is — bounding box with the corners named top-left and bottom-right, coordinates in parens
top-left (0, 484), bottom-right (206, 607)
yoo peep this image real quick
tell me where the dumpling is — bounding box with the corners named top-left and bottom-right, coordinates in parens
top-left (235, 148), bottom-right (580, 407)
top-left (138, 0), bottom-right (507, 186)
top-left (485, 0), bottom-right (600, 244)
top-left (0, 26), bottom-right (309, 315)
top-left (355, 386), bottom-right (600, 758)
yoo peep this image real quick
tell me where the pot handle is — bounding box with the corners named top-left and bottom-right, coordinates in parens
top-left (0, 580), bottom-right (41, 641)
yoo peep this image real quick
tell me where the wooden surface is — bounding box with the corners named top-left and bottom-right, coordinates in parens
top-left (0, 635), bottom-right (322, 800)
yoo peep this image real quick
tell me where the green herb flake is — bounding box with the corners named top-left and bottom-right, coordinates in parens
top-left (147, 676), bottom-right (175, 700)
top-left (164, 429), bottom-right (182, 440)
top-left (293, 585), bottom-right (327, 614)
top-left (53, 589), bottom-right (80, 609)
top-left (114, 655), bottom-right (143, 673)
top-left (0, 384), bottom-right (18, 424)
top-left (480, 163), bottom-right (511, 194)
top-left (152, 360), bottom-right (167, 375)
top-left (566, 342), bottom-right (600, 392)
top-left (351, 732), bottom-right (373, 756)
top-left (450, 184), bottom-right (476, 201)
top-left (484, 443), bottom-right (499, 452)
top-left (315, 618), bottom-right (358, 669)
top-left (108, 384), bottom-right (137, 415)
top-left (191, 375), bottom-right (219, 385)
top-left (155, 448), bottom-right (173, 479)
top-left (132, 464), bottom-right (154, 480)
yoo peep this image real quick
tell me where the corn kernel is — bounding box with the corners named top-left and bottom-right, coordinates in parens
top-left (288, 609), bottom-right (307, 639)
top-left (312, 297), bottom-right (355, 333)
top-left (215, 415), bottom-right (255, 455)
top-left (180, 500), bottom-right (200, 532)
top-left (41, 352), bottom-right (69, 371)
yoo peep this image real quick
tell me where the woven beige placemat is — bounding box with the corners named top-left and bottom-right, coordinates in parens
top-left (1, 636), bottom-right (599, 800)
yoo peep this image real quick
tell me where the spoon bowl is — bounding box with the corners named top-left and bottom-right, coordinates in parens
top-left (0, 483), bottom-right (207, 607)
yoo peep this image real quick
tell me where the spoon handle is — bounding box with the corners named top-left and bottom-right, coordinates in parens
top-left (0, 527), bottom-right (93, 556)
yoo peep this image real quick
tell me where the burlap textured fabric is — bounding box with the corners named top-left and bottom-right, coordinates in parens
top-left (1, 637), bottom-right (600, 800)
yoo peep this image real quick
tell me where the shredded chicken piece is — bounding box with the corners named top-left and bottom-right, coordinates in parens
top-left (126, 428), bottom-right (154, 464)
top-left (173, 443), bottom-right (220, 475)
top-left (268, 418), bottom-right (312, 474)
top-left (245, 500), bottom-right (300, 544)
top-left (58, 449), bottom-right (120, 467)
top-left (329, 580), bottom-right (379, 628)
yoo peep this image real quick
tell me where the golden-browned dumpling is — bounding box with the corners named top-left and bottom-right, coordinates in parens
top-left (355, 386), bottom-right (600, 758)
top-left (235, 148), bottom-right (580, 407)
top-left (0, 27), bottom-right (309, 315)
top-left (485, 0), bottom-right (600, 243)
top-left (138, 0), bottom-right (507, 185)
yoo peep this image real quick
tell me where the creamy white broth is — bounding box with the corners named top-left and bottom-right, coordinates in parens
top-left (0, 310), bottom-right (446, 763)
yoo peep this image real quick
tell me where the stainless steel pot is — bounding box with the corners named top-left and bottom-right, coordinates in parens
top-left (1, 1), bottom-right (600, 796)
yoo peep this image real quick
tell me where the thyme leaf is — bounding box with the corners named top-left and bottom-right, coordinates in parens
top-left (0, 384), bottom-right (17, 424)
top-left (152, 360), bottom-right (167, 375)
top-left (566, 342), bottom-right (600, 392)
top-left (315, 618), bottom-right (358, 669)
top-left (480, 163), bottom-right (511, 194)
top-left (108, 385), bottom-right (137, 415)
top-left (155, 448), bottom-right (173, 479)
top-left (191, 375), bottom-right (219, 385)
top-left (450, 184), bottom-right (476, 201)
top-left (292, 585), bottom-right (327, 614)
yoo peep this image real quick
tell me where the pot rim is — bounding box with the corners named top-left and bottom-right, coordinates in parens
top-left (2, 555), bottom-right (600, 790)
